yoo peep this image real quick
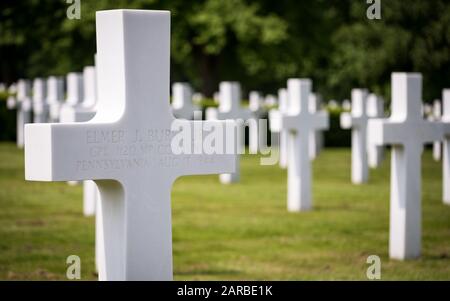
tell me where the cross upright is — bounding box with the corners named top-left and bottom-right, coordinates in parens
top-left (442, 89), bottom-right (450, 205)
top-left (368, 73), bottom-right (442, 260)
top-left (32, 78), bottom-right (48, 123)
top-left (206, 81), bottom-right (253, 183)
top-left (24, 9), bottom-right (235, 280)
top-left (340, 89), bottom-right (369, 184)
top-left (47, 76), bottom-right (65, 122)
top-left (281, 79), bottom-right (328, 211)
top-left (248, 91), bottom-right (265, 154)
top-left (308, 93), bottom-right (328, 160)
top-left (277, 87), bottom-right (288, 169)
top-left (431, 100), bottom-right (442, 161)
top-left (366, 93), bottom-right (385, 168)
top-left (16, 79), bottom-right (32, 148)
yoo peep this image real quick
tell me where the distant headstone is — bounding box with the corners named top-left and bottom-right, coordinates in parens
top-left (60, 67), bottom-right (96, 124)
top-left (309, 93), bottom-right (328, 160)
top-left (328, 99), bottom-right (339, 110)
top-left (206, 81), bottom-right (252, 184)
top-left (6, 84), bottom-right (17, 109)
top-left (264, 94), bottom-right (277, 107)
top-left (368, 73), bottom-right (442, 260)
top-left (430, 100), bottom-right (442, 161)
top-left (16, 79), bottom-right (32, 148)
top-left (277, 88), bottom-right (288, 168)
top-left (24, 9), bottom-right (235, 280)
top-left (171, 82), bottom-right (198, 119)
top-left (32, 78), bottom-right (48, 123)
top-left (248, 91), bottom-right (266, 154)
top-left (342, 99), bottom-right (351, 111)
top-left (340, 89), bottom-right (369, 184)
top-left (366, 93), bottom-right (385, 168)
top-left (47, 76), bottom-right (65, 122)
top-left (271, 79), bottom-right (328, 211)
top-left (442, 90), bottom-right (450, 205)
top-left (192, 92), bottom-right (204, 104)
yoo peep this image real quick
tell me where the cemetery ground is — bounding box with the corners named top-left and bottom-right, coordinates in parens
top-left (0, 142), bottom-right (449, 280)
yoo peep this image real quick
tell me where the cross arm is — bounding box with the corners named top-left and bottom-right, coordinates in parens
top-left (169, 119), bottom-right (237, 180)
top-left (313, 111), bottom-right (329, 131)
top-left (367, 118), bottom-right (404, 147)
top-left (24, 122), bottom-right (111, 181)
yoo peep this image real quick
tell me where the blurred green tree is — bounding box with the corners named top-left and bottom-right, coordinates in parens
top-left (0, 0), bottom-right (449, 103)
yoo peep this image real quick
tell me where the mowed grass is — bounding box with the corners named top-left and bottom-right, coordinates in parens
top-left (0, 142), bottom-right (449, 280)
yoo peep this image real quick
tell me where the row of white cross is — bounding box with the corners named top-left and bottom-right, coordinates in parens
top-left (2, 9), bottom-right (449, 280)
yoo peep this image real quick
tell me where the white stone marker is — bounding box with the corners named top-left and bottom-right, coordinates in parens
top-left (366, 93), bottom-right (385, 168)
top-left (248, 91), bottom-right (266, 154)
top-left (342, 99), bottom-right (351, 111)
top-left (264, 94), bottom-right (277, 107)
top-left (309, 93), bottom-right (328, 160)
top-left (442, 90), bottom-right (450, 205)
top-left (277, 88), bottom-right (288, 168)
top-left (340, 89), bottom-right (369, 184)
top-left (368, 73), bottom-right (442, 260)
top-left (171, 82), bottom-right (198, 119)
top-left (16, 79), bottom-right (32, 148)
top-left (24, 9), bottom-right (235, 280)
top-left (206, 81), bottom-right (252, 184)
top-left (63, 72), bottom-right (84, 108)
top-left (32, 78), bottom-right (48, 123)
top-left (6, 84), bottom-right (17, 109)
top-left (431, 100), bottom-right (442, 161)
top-left (328, 99), bottom-right (339, 110)
top-left (272, 79), bottom-right (328, 211)
top-left (60, 67), bottom-right (97, 124)
top-left (47, 76), bottom-right (65, 122)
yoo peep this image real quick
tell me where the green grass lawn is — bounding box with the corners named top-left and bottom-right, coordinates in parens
top-left (0, 142), bottom-right (449, 280)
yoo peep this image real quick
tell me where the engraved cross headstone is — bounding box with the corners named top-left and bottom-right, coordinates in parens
top-left (25, 10), bottom-right (235, 280)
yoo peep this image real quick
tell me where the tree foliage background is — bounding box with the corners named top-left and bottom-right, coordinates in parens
top-left (1, 0), bottom-right (450, 103)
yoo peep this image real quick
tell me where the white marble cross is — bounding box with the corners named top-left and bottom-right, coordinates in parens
top-left (340, 89), bottom-right (369, 184)
top-left (25, 9), bottom-right (235, 280)
top-left (171, 82), bottom-right (198, 119)
top-left (368, 73), bottom-right (442, 260)
top-left (277, 88), bottom-right (288, 168)
top-left (272, 79), bottom-right (328, 211)
top-left (16, 79), bottom-right (32, 148)
top-left (442, 90), bottom-right (450, 205)
top-left (206, 81), bottom-right (252, 184)
top-left (248, 91), bottom-right (266, 154)
top-left (32, 78), bottom-right (48, 123)
top-left (47, 76), bottom-right (65, 122)
top-left (308, 93), bottom-right (328, 160)
top-left (366, 93), bottom-right (385, 168)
